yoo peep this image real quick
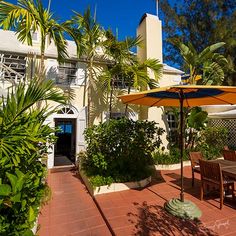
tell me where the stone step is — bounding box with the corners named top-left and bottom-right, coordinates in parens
top-left (49, 165), bottom-right (75, 173)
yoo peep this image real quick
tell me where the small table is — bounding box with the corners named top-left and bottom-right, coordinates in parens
top-left (211, 159), bottom-right (236, 179)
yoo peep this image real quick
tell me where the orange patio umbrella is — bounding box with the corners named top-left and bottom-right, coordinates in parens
top-left (119, 85), bottom-right (236, 219)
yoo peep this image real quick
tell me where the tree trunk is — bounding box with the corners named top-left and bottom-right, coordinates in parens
top-left (83, 73), bottom-right (88, 107)
top-left (109, 78), bottom-right (114, 119)
top-left (124, 85), bottom-right (131, 116)
top-left (87, 59), bottom-right (94, 127)
top-left (40, 37), bottom-right (46, 82)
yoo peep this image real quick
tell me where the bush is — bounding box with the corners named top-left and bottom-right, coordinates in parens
top-left (152, 148), bottom-right (189, 165)
top-left (0, 79), bottom-right (66, 235)
top-left (196, 126), bottom-right (228, 160)
top-left (81, 118), bottom-right (164, 186)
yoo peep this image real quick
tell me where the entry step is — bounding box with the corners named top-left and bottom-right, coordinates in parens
top-left (49, 165), bottom-right (75, 173)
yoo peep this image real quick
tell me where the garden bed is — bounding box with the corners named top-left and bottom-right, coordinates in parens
top-left (154, 161), bottom-right (191, 170)
top-left (80, 171), bottom-right (151, 196)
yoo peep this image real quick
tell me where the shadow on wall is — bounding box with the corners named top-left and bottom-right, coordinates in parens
top-left (127, 201), bottom-right (217, 236)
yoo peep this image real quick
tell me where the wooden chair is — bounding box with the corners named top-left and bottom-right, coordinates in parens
top-left (223, 150), bottom-right (236, 162)
top-left (223, 146), bottom-right (229, 150)
top-left (189, 152), bottom-right (203, 187)
top-left (199, 159), bottom-right (235, 209)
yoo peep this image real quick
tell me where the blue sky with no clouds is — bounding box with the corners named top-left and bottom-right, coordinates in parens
top-left (6, 0), bottom-right (175, 40)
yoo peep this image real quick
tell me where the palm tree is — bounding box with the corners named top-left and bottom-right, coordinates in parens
top-left (0, 77), bottom-right (67, 234)
top-left (70, 7), bottom-right (105, 126)
top-left (101, 32), bottom-right (162, 117)
top-left (174, 41), bottom-right (228, 85)
top-left (170, 41), bottom-right (228, 149)
top-left (0, 0), bottom-right (68, 79)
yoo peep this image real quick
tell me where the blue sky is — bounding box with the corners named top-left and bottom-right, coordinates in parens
top-left (6, 0), bottom-right (178, 66)
top-left (7, 0), bottom-right (163, 40)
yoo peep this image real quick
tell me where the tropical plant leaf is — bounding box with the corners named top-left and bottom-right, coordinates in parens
top-left (0, 184), bottom-right (11, 196)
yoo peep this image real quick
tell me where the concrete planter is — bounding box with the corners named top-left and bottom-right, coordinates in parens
top-left (154, 161), bottom-right (191, 170)
top-left (80, 171), bottom-right (151, 196)
top-left (32, 217), bottom-right (38, 234)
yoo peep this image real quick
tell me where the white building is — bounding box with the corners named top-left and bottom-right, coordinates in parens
top-left (0, 13), bottom-right (183, 169)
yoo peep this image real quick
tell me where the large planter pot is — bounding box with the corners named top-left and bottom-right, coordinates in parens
top-left (80, 171), bottom-right (151, 196)
top-left (154, 161), bottom-right (191, 171)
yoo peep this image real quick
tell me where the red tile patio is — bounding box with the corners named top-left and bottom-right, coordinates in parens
top-left (39, 166), bottom-right (236, 236)
top-left (95, 167), bottom-right (236, 236)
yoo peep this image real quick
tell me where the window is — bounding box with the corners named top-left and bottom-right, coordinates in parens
top-left (0, 53), bottom-right (26, 81)
top-left (57, 123), bottom-right (72, 134)
top-left (166, 112), bottom-right (178, 144)
top-left (113, 76), bottom-right (130, 89)
top-left (110, 112), bottom-right (126, 119)
top-left (57, 107), bottom-right (75, 114)
top-left (106, 112), bottom-right (137, 121)
top-left (57, 61), bottom-right (77, 85)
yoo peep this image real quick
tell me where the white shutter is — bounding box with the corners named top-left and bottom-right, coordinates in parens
top-left (44, 117), bottom-right (55, 169)
top-left (75, 62), bottom-right (87, 85)
top-left (77, 107), bottom-right (87, 154)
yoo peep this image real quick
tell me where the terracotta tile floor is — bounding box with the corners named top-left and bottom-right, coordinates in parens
top-left (95, 167), bottom-right (236, 236)
top-left (38, 169), bottom-right (112, 236)
top-left (39, 166), bottom-right (236, 236)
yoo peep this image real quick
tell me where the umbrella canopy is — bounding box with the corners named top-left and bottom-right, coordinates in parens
top-left (119, 85), bottom-right (236, 107)
top-left (119, 85), bottom-right (236, 207)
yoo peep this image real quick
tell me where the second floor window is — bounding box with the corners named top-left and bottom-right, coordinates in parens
top-left (57, 62), bottom-right (77, 85)
top-left (0, 53), bottom-right (26, 81)
top-left (113, 76), bottom-right (130, 89)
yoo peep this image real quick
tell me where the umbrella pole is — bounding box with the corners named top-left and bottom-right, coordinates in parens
top-left (164, 89), bottom-right (201, 219)
top-left (179, 91), bottom-right (184, 202)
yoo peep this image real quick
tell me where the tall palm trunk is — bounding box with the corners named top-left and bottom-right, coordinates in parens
top-left (83, 73), bottom-right (88, 107)
top-left (109, 78), bottom-right (114, 119)
top-left (87, 58), bottom-right (94, 127)
top-left (36, 36), bottom-right (46, 109)
top-left (124, 83), bottom-right (131, 116)
top-left (40, 36), bottom-right (46, 82)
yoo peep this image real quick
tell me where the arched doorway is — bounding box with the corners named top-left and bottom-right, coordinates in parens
top-left (54, 106), bottom-right (78, 166)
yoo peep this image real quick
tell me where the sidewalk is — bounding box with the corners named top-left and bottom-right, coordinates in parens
top-left (38, 169), bottom-right (112, 236)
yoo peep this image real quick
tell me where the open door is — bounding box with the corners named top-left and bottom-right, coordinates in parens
top-left (54, 118), bottom-right (76, 166)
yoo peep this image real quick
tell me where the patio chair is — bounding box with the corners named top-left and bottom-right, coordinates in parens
top-left (199, 159), bottom-right (235, 209)
top-left (223, 146), bottom-right (229, 150)
top-left (223, 150), bottom-right (236, 162)
top-left (189, 152), bottom-right (203, 187)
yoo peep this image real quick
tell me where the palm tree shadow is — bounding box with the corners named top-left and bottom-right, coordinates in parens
top-left (127, 201), bottom-right (218, 236)
top-left (165, 172), bottom-right (201, 195)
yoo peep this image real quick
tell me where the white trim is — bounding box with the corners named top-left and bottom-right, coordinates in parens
top-left (47, 105), bottom-right (80, 168)
top-left (53, 113), bottom-right (78, 119)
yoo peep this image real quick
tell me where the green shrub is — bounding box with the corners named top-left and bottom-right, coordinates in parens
top-left (89, 175), bottom-right (114, 187)
top-left (81, 118), bottom-right (164, 186)
top-left (0, 79), bottom-right (66, 235)
top-left (152, 148), bottom-right (189, 165)
top-left (196, 126), bottom-right (228, 159)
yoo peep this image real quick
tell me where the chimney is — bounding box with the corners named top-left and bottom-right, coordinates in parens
top-left (137, 13), bottom-right (163, 63)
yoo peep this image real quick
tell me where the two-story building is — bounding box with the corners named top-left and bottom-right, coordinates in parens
top-left (0, 13), bottom-right (183, 168)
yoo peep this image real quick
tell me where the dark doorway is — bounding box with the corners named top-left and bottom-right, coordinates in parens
top-left (54, 118), bottom-right (76, 166)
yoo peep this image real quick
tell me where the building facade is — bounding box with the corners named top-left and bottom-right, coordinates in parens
top-left (0, 13), bottom-right (183, 168)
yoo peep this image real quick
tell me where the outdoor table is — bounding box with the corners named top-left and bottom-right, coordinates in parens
top-left (210, 159), bottom-right (236, 180)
